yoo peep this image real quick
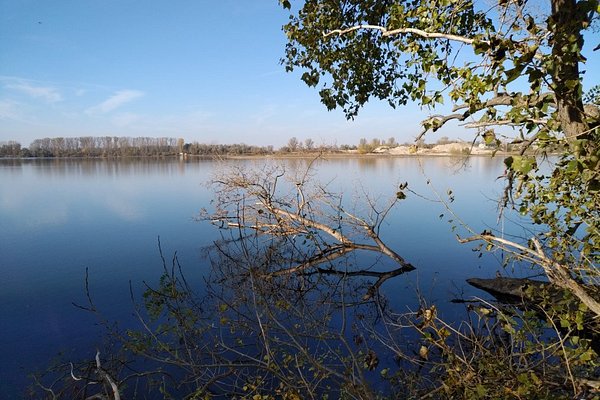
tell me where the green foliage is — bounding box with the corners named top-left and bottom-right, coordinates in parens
top-left (508, 130), bottom-right (600, 266)
top-left (279, 0), bottom-right (600, 284)
top-left (280, 0), bottom-right (600, 397)
top-left (282, 0), bottom-right (597, 139)
top-left (407, 299), bottom-right (600, 399)
top-left (283, 0), bottom-right (494, 118)
top-left (585, 84), bottom-right (600, 105)
top-left (280, 0), bottom-right (600, 275)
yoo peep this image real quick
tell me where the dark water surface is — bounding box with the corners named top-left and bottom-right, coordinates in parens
top-left (0, 156), bottom-right (521, 397)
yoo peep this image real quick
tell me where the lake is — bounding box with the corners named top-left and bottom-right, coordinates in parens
top-left (0, 156), bottom-right (523, 397)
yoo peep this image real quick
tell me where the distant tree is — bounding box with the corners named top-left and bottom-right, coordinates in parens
top-left (0, 141), bottom-right (21, 157)
top-left (357, 137), bottom-right (369, 154)
top-left (287, 136), bottom-right (299, 152)
top-left (436, 136), bottom-right (452, 145)
top-left (304, 137), bottom-right (314, 151)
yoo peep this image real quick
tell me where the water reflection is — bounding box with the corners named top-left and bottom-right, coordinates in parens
top-left (0, 156), bottom-right (515, 398)
top-left (1, 159), bottom-right (215, 231)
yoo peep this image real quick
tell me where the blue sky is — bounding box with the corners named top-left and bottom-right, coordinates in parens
top-left (1, 1), bottom-right (598, 148)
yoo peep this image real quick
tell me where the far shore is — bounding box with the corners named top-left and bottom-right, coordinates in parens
top-left (195, 142), bottom-right (536, 159)
top-left (1, 142), bottom-right (554, 161)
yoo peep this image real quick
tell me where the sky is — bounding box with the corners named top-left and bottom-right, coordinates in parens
top-left (1, 1), bottom-right (599, 148)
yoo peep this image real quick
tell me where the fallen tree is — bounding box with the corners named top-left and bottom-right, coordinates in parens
top-left (202, 161), bottom-right (415, 300)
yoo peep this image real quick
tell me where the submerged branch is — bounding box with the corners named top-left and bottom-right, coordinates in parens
top-left (94, 351), bottom-right (121, 400)
top-left (208, 164), bottom-right (416, 300)
top-left (270, 206), bottom-right (350, 244)
top-left (308, 265), bottom-right (415, 300)
top-left (459, 234), bottom-right (600, 317)
top-left (268, 245), bottom-right (353, 277)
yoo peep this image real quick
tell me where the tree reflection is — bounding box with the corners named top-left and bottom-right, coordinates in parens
top-left (29, 160), bottom-right (597, 399)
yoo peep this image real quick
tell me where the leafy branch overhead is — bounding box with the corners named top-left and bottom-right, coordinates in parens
top-left (281, 0), bottom-right (598, 140)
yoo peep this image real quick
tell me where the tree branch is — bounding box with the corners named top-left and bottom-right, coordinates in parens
top-left (452, 92), bottom-right (555, 112)
top-left (94, 351), bottom-right (121, 400)
top-left (462, 119), bottom-right (548, 128)
top-left (324, 24), bottom-right (477, 45)
top-left (270, 206), bottom-right (351, 244)
top-left (209, 165), bottom-right (416, 301)
top-left (419, 112), bottom-right (470, 139)
top-left (459, 234), bottom-right (600, 318)
top-left (417, 93), bottom-right (555, 139)
top-left (268, 245), bottom-right (353, 277)
top-left (304, 265), bottom-right (415, 300)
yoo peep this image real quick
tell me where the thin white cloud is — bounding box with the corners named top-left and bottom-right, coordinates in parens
top-left (111, 112), bottom-right (141, 127)
top-left (6, 82), bottom-right (62, 103)
top-left (86, 90), bottom-right (144, 114)
top-left (0, 100), bottom-right (21, 119)
top-left (258, 69), bottom-right (284, 78)
top-left (252, 104), bottom-right (277, 125)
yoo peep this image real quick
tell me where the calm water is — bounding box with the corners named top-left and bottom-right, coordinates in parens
top-left (0, 156), bottom-right (521, 397)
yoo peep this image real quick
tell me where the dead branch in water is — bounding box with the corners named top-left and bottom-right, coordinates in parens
top-left (201, 160), bottom-right (415, 300)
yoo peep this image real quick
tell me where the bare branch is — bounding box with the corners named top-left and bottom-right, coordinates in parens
top-left (324, 24), bottom-right (477, 45)
top-left (531, 237), bottom-right (600, 318)
top-left (419, 112), bottom-right (470, 138)
top-left (270, 206), bottom-right (350, 244)
top-left (95, 351), bottom-right (121, 400)
top-left (309, 266), bottom-right (415, 300)
top-left (452, 92), bottom-right (555, 112)
top-left (32, 375), bottom-right (58, 400)
top-left (268, 245), bottom-right (353, 277)
top-left (208, 164), bottom-right (416, 300)
top-left (451, 94), bottom-right (515, 112)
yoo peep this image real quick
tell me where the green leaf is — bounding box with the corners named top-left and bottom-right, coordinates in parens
top-left (509, 156), bottom-right (536, 174)
top-left (580, 350), bottom-right (594, 362)
top-left (483, 130), bottom-right (496, 145)
top-left (504, 67), bottom-right (523, 84)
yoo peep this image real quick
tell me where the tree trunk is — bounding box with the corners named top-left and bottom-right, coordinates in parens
top-left (550, 0), bottom-right (589, 138)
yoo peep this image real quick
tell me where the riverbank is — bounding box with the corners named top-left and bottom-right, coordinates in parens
top-left (0, 141), bottom-right (544, 161)
top-left (221, 142), bottom-right (516, 159)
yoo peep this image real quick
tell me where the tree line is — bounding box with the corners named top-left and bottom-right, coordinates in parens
top-left (1, 136), bottom-right (182, 157)
top-left (1, 136), bottom-right (340, 158)
top-left (183, 141), bottom-right (274, 156)
top-left (0, 134), bottom-right (545, 158)
top-left (0, 136), bottom-right (279, 158)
